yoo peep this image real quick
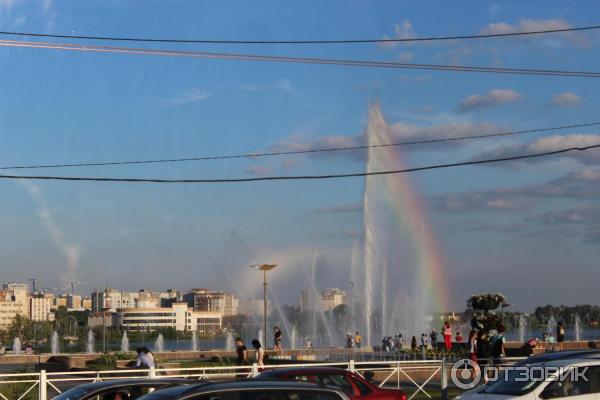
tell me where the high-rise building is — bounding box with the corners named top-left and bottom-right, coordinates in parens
top-left (91, 288), bottom-right (138, 312)
top-left (183, 289), bottom-right (239, 316)
top-left (30, 293), bottom-right (55, 321)
top-left (67, 294), bottom-right (82, 310)
top-left (320, 288), bottom-right (347, 311)
top-left (0, 284), bottom-right (28, 329)
top-left (81, 297), bottom-right (92, 310)
top-left (299, 289), bottom-right (312, 312)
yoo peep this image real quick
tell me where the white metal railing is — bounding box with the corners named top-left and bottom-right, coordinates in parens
top-left (0, 357), bottom-right (526, 400)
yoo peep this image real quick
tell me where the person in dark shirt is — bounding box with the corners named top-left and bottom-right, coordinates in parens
top-left (235, 337), bottom-right (248, 366)
top-left (273, 326), bottom-right (283, 354)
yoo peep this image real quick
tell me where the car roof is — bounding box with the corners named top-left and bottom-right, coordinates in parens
top-left (527, 358), bottom-right (600, 368)
top-left (65, 378), bottom-right (194, 391)
top-left (258, 367), bottom-right (349, 375)
top-left (517, 349), bottom-right (600, 365)
top-left (141, 380), bottom-right (345, 399)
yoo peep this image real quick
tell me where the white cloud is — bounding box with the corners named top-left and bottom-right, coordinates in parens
top-left (475, 134), bottom-right (600, 165)
top-left (160, 88), bottom-right (210, 107)
top-left (380, 20), bottom-right (415, 49)
top-left (479, 18), bottom-right (587, 46)
top-left (458, 89), bottom-right (521, 112)
top-left (242, 79), bottom-right (305, 99)
top-left (551, 92), bottom-right (581, 106)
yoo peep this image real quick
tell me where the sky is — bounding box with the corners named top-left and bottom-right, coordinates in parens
top-left (0, 0), bottom-right (599, 312)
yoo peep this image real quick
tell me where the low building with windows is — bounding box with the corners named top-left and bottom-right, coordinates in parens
top-left (115, 302), bottom-right (221, 333)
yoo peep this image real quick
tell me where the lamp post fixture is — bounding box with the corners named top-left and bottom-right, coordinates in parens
top-left (250, 264), bottom-right (277, 346)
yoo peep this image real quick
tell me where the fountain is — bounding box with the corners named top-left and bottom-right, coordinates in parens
top-left (121, 331), bottom-right (129, 353)
top-left (86, 329), bottom-right (95, 353)
top-left (50, 331), bottom-right (59, 355)
top-left (257, 329), bottom-right (264, 348)
top-left (360, 105), bottom-right (440, 345)
top-left (191, 330), bottom-right (198, 351)
top-left (575, 315), bottom-right (582, 341)
top-left (225, 332), bottom-right (235, 351)
top-left (12, 337), bottom-right (21, 355)
top-left (547, 316), bottom-right (557, 340)
top-left (290, 326), bottom-right (298, 350)
top-left (155, 333), bottom-right (164, 353)
top-left (518, 315), bottom-right (528, 343)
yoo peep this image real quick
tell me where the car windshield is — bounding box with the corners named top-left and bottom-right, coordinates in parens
top-left (52, 387), bottom-right (93, 400)
top-left (481, 369), bottom-right (545, 396)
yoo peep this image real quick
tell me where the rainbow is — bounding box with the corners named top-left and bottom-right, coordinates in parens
top-left (362, 104), bottom-right (450, 343)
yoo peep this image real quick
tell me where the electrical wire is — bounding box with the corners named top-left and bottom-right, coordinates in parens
top-left (0, 39), bottom-right (599, 78)
top-left (1, 143), bottom-right (599, 184)
top-left (0, 24), bottom-right (597, 45)
top-left (1, 122), bottom-right (599, 170)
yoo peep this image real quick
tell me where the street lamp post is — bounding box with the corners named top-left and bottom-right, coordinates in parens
top-left (102, 307), bottom-right (109, 353)
top-left (250, 264), bottom-right (277, 346)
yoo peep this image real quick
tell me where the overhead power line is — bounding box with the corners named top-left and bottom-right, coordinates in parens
top-left (0, 24), bottom-right (598, 45)
top-left (1, 121), bottom-right (598, 170)
top-left (1, 143), bottom-right (599, 184)
top-left (1, 39), bottom-right (599, 78)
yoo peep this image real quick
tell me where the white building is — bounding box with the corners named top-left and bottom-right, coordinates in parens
top-left (116, 302), bottom-right (221, 333)
top-left (320, 288), bottom-right (347, 311)
top-left (30, 293), bottom-right (55, 321)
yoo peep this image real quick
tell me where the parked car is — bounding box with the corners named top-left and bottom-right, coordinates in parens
top-left (256, 367), bottom-right (407, 400)
top-left (457, 359), bottom-right (600, 400)
top-left (514, 349), bottom-right (600, 367)
top-left (136, 380), bottom-right (350, 400)
top-left (52, 378), bottom-right (198, 400)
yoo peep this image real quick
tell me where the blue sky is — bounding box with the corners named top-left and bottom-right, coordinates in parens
top-left (0, 0), bottom-right (599, 311)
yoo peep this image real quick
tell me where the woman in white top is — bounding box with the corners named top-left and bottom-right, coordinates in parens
top-left (251, 339), bottom-right (265, 367)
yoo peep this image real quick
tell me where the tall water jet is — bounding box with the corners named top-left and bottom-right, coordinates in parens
top-left (361, 105), bottom-right (447, 346)
top-left (87, 329), bottom-right (95, 353)
top-left (547, 316), bottom-right (557, 340)
top-left (574, 316), bottom-right (581, 341)
top-left (518, 315), bottom-right (528, 343)
top-left (308, 250), bottom-right (336, 347)
top-left (226, 332), bottom-right (235, 351)
top-left (51, 331), bottom-right (59, 355)
top-left (155, 333), bottom-right (164, 353)
top-left (12, 337), bottom-right (21, 355)
top-left (121, 331), bottom-right (129, 352)
top-left (191, 330), bottom-right (198, 351)
top-left (257, 329), bottom-right (264, 348)
top-left (290, 326), bottom-right (298, 350)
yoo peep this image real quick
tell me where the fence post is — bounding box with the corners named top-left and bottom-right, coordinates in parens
top-left (348, 359), bottom-right (355, 373)
top-left (39, 370), bottom-right (47, 400)
top-left (441, 359), bottom-right (448, 400)
top-left (251, 363), bottom-right (259, 377)
top-left (148, 366), bottom-right (156, 379)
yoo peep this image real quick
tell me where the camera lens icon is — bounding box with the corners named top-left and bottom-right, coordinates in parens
top-left (451, 359), bottom-right (481, 389)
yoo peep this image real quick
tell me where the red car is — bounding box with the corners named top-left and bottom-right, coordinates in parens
top-left (256, 367), bottom-right (407, 400)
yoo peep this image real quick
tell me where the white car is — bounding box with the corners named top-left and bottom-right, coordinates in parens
top-left (457, 358), bottom-right (600, 400)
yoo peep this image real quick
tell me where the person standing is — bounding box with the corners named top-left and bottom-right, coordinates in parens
top-left (557, 321), bottom-right (565, 350)
top-left (251, 339), bottom-right (265, 367)
top-left (467, 330), bottom-right (478, 363)
top-left (443, 322), bottom-right (452, 351)
top-left (235, 337), bottom-right (248, 366)
top-left (273, 326), bottom-right (283, 355)
top-left (430, 330), bottom-right (438, 350)
top-left (491, 325), bottom-right (506, 365)
top-left (355, 332), bottom-right (362, 350)
top-left (411, 336), bottom-right (418, 351)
